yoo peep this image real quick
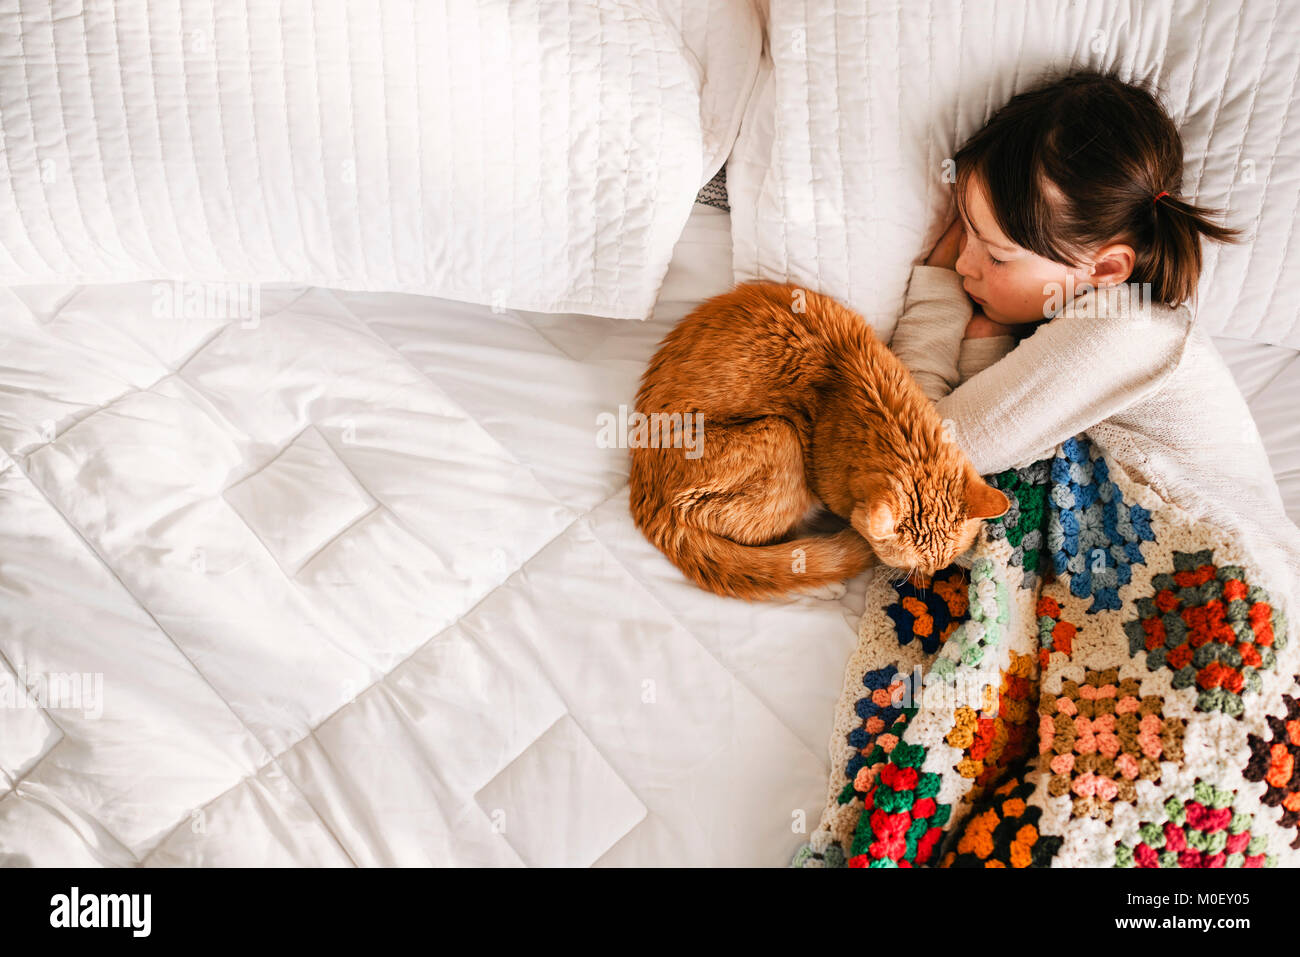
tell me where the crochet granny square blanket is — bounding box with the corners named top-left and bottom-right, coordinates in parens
top-left (793, 434), bottom-right (1299, 868)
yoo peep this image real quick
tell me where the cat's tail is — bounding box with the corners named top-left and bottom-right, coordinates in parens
top-left (656, 525), bottom-right (877, 601)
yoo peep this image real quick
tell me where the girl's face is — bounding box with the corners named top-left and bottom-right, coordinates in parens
top-left (954, 176), bottom-right (1132, 326)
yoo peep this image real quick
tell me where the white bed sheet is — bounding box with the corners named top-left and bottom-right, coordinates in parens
top-left (1, 202), bottom-right (1295, 868)
top-left (1205, 336), bottom-right (1300, 529)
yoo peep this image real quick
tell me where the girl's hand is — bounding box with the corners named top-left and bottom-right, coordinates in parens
top-left (924, 218), bottom-right (965, 269)
top-left (964, 311), bottom-right (1017, 339)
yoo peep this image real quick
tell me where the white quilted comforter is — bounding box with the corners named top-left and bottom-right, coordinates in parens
top-left (0, 206), bottom-right (868, 866)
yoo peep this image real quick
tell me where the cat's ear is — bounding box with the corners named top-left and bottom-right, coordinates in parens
top-left (965, 477), bottom-right (1010, 520)
top-left (853, 497), bottom-right (898, 540)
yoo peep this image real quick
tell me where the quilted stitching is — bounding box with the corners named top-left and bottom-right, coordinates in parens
top-left (0, 1), bottom-right (761, 320)
top-left (223, 426), bottom-right (377, 574)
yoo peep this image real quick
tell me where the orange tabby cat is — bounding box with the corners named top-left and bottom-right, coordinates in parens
top-left (628, 281), bottom-right (1009, 600)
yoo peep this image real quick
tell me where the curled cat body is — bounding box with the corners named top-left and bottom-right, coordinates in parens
top-left (628, 281), bottom-right (1009, 601)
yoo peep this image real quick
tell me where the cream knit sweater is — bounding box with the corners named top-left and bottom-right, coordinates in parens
top-left (889, 265), bottom-right (1300, 600)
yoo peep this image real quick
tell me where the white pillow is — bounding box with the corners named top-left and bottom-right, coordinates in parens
top-left (0, 0), bottom-right (761, 320)
top-left (729, 0), bottom-right (1300, 347)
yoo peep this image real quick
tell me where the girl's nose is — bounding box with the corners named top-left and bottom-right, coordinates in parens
top-left (953, 232), bottom-right (976, 279)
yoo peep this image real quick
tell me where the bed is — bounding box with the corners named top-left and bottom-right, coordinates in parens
top-left (1, 0), bottom-right (1297, 867)
top-left (2, 196), bottom-right (1296, 866)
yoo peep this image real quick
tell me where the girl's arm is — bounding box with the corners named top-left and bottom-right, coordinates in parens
top-left (892, 224), bottom-right (1191, 477)
top-left (887, 264), bottom-right (973, 402)
top-left (889, 263), bottom-right (1018, 399)
top-left (957, 331), bottom-right (1018, 383)
top-left (889, 220), bottom-right (1017, 400)
top-left (936, 297), bottom-right (1192, 475)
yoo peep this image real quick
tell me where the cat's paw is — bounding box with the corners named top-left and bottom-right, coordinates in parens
top-left (796, 581), bottom-right (848, 601)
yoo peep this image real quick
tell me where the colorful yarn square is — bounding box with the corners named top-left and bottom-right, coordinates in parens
top-left (1123, 549), bottom-right (1287, 716)
top-left (984, 457), bottom-right (1052, 590)
top-left (884, 564), bottom-right (969, 654)
top-left (1244, 690), bottom-right (1300, 848)
top-left (1045, 436), bottom-right (1156, 613)
top-left (1115, 781), bottom-right (1275, 868)
top-left (848, 738), bottom-right (952, 868)
top-left (845, 666), bottom-right (915, 792)
top-left (946, 650), bottom-right (1037, 795)
top-left (941, 769), bottom-right (1062, 868)
top-left (1035, 595), bottom-right (1077, 668)
top-left (1040, 667), bottom-right (1185, 821)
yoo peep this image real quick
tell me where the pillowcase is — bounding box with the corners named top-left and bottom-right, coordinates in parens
top-left (728, 0), bottom-right (1300, 347)
top-left (0, 0), bottom-right (761, 320)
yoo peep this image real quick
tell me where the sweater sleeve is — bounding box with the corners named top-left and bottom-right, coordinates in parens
top-left (957, 335), bottom-right (1017, 382)
top-left (888, 265), bottom-right (972, 402)
top-left (936, 303), bottom-right (1193, 476)
top-left (890, 266), bottom-right (1018, 391)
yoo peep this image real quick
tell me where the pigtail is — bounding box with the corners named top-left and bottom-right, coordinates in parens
top-left (1140, 192), bottom-right (1241, 307)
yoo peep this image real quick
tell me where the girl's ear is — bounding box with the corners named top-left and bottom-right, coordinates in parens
top-left (1087, 242), bottom-right (1136, 287)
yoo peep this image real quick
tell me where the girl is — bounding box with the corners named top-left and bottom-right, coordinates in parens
top-left (889, 70), bottom-right (1300, 587)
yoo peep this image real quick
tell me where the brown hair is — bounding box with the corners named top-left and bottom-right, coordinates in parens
top-left (953, 70), bottom-right (1240, 307)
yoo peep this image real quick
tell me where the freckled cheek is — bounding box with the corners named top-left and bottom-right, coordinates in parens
top-left (999, 272), bottom-right (1047, 315)
top-left (985, 275), bottom-right (1018, 311)
top-left (1021, 280), bottom-right (1045, 312)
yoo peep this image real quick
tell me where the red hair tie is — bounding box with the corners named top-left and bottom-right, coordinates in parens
top-left (1153, 190), bottom-right (1170, 204)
